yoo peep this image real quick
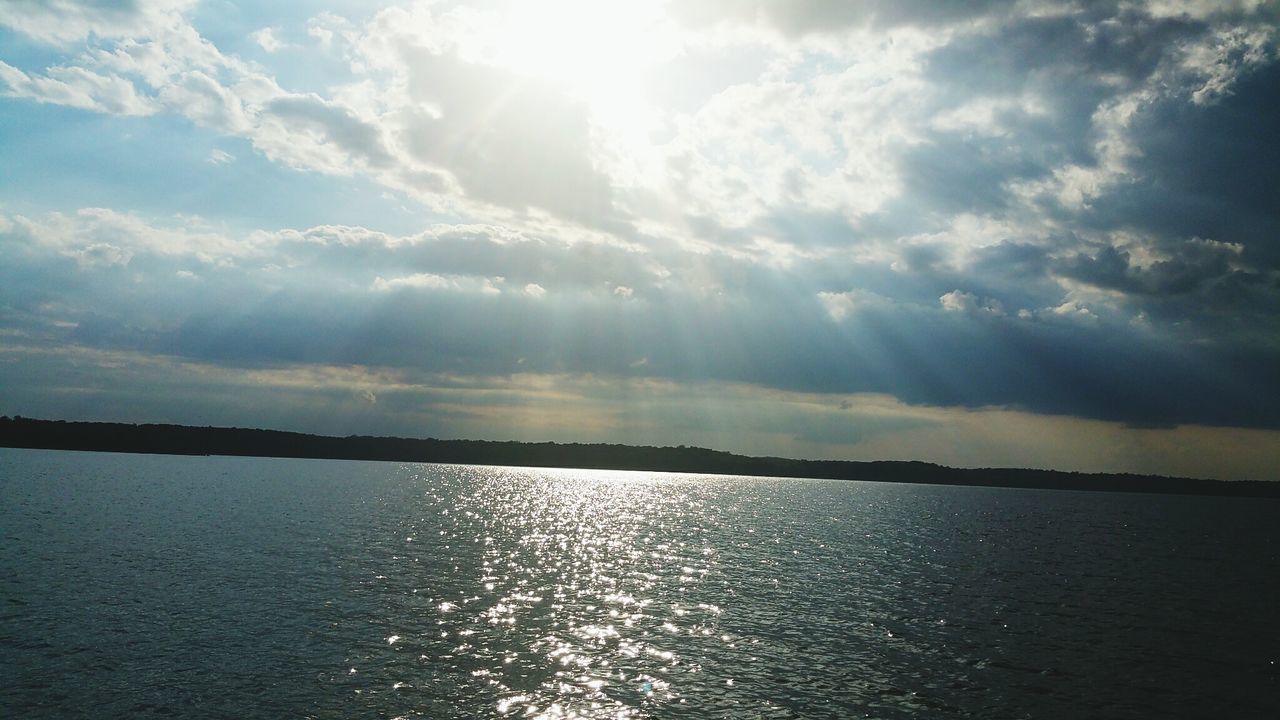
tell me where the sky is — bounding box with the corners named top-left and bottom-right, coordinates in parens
top-left (1, 0), bottom-right (1278, 480)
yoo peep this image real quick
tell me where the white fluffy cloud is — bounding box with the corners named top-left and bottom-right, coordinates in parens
top-left (207, 148), bottom-right (234, 165)
top-left (250, 27), bottom-right (288, 53)
top-left (939, 290), bottom-right (1005, 317)
top-left (372, 272), bottom-right (454, 291)
top-left (4, 0), bottom-right (1273, 265)
top-left (0, 60), bottom-right (155, 115)
top-left (4, 208), bottom-right (252, 261)
top-left (0, 0), bottom-right (193, 44)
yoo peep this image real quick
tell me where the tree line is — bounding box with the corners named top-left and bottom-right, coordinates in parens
top-left (2, 416), bottom-right (1276, 497)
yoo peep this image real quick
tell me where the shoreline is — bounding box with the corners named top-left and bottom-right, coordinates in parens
top-left (3, 416), bottom-right (1277, 497)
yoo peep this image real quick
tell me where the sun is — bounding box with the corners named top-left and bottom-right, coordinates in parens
top-left (489, 0), bottom-right (673, 118)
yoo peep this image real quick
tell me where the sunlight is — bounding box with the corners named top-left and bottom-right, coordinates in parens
top-left (493, 0), bottom-right (667, 96)
top-left (489, 0), bottom-right (672, 138)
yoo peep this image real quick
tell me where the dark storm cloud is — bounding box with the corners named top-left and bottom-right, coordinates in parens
top-left (895, 131), bottom-right (1049, 214)
top-left (911, 10), bottom-right (1202, 205)
top-left (1059, 242), bottom-right (1237, 298)
top-left (672, 0), bottom-right (1015, 36)
top-left (4, 200), bottom-right (1278, 432)
top-left (1056, 240), bottom-right (1280, 345)
top-left (926, 9), bottom-right (1201, 94)
top-left (1084, 60), bottom-right (1280, 268)
top-left (816, 301), bottom-right (1280, 429)
top-left (969, 242), bottom-right (1052, 280)
top-left (826, 9), bottom-right (1225, 253)
top-left (828, 1), bottom-right (1280, 427)
top-left (8, 245), bottom-right (1266, 431)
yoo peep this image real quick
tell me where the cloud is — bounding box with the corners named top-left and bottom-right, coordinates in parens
top-left (391, 43), bottom-right (618, 224)
top-left (669, 0), bottom-right (1013, 36)
top-left (0, 60), bottom-right (154, 115)
top-left (372, 273), bottom-right (454, 292)
top-left (305, 11), bottom-right (355, 51)
top-left (2, 1), bottom-right (1280, 464)
top-left (8, 206), bottom-right (1278, 431)
top-left (0, 2), bottom-right (630, 233)
top-left (70, 243), bottom-right (132, 269)
top-left (1044, 301), bottom-right (1098, 323)
top-left (1057, 239), bottom-right (1245, 297)
top-left (939, 290), bottom-right (1005, 317)
top-left (1086, 59), bottom-right (1280, 265)
top-left (0, 0), bottom-right (193, 44)
top-left (250, 27), bottom-right (287, 53)
top-left (817, 289), bottom-right (894, 321)
top-left (4, 208), bottom-right (250, 262)
top-left (262, 92), bottom-right (395, 170)
top-left (207, 148), bottom-right (234, 165)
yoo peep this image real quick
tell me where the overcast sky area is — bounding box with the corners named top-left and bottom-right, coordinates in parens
top-left (2, 0), bottom-right (1278, 480)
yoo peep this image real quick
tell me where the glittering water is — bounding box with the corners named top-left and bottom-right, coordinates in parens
top-left (2, 449), bottom-right (1277, 718)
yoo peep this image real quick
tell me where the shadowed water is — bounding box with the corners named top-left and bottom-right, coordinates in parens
top-left (2, 449), bottom-right (1277, 718)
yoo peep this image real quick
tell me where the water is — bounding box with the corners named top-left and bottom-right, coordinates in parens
top-left (2, 449), bottom-right (1277, 719)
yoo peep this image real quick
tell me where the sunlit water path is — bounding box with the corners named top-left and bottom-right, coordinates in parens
top-left (2, 449), bottom-right (1277, 718)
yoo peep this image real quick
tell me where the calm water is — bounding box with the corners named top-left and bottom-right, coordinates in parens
top-left (1, 449), bottom-right (1277, 719)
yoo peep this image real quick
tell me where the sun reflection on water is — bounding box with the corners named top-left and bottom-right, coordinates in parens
top-left (384, 465), bottom-right (737, 719)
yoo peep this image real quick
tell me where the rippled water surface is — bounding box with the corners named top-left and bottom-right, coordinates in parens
top-left (2, 449), bottom-right (1278, 718)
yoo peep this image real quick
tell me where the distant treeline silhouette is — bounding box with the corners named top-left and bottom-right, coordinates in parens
top-left (2, 416), bottom-right (1276, 497)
